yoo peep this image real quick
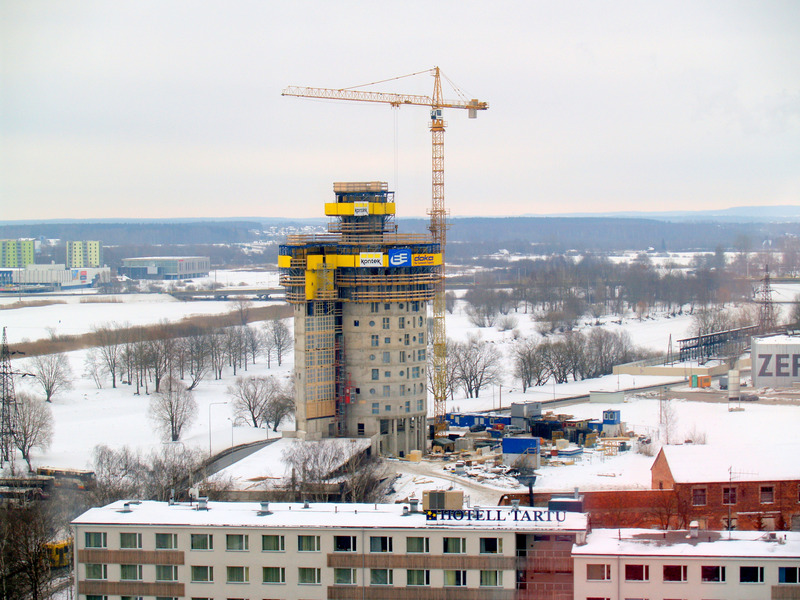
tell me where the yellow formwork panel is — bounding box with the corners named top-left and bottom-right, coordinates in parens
top-left (278, 255), bottom-right (292, 268)
top-left (324, 202), bottom-right (396, 216)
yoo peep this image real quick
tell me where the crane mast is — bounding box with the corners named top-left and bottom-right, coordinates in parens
top-left (282, 67), bottom-right (488, 438)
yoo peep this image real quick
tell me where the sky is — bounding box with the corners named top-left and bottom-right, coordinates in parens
top-left (1, 1), bottom-right (799, 221)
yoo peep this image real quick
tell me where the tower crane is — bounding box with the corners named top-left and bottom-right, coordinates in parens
top-left (282, 67), bottom-right (488, 436)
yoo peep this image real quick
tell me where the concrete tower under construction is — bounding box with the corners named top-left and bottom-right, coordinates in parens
top-left (279, 182), bottom-right (440, 456)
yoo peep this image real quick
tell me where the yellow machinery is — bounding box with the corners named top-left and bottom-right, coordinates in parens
top-left (282, 68), bottom-right (488, 435)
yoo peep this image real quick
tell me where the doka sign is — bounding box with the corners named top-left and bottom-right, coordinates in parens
top-left (388, 248), bottom-right (412, 267)
top-left (358, 252), bottom-right (383, 267)
top-left (353, 202), bottom-right (369, 216)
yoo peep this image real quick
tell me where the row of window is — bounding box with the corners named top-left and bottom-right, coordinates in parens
top-left (691, 485), bottom-right (787, 506)
top-left (369, 333), bottom-right (424, 346)
top-left (369, 301), bottom-right (423, 313)
top-left (86, 565), bottom-right (502, 588)
top-left (370, 366), bottom-right (424, 380)
top-left (587, 563), bottom-right (800, 584)
top-left (85, 532), bottom-right (503, 554)
top-left (371, 349), bottom-right (427, 363)
top-left (355, 315), bottom-right (424, 329)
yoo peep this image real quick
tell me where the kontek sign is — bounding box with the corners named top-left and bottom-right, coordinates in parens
top-left (358, 252), bottom-right (383, 267)
top-left (425, 508), bottom-right (567, 523)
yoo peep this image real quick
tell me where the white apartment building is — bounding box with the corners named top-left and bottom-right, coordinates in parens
top-left (72, 499), bottom-right (587, 600)
top-left (573, 527), bottom-right (800, 600)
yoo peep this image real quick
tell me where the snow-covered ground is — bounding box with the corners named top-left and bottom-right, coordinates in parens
top-left (3, 269), bottom-right (799, 506)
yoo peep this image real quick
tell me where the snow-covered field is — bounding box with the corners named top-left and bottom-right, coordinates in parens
top-left (3, 269), bottom-right (799, 504)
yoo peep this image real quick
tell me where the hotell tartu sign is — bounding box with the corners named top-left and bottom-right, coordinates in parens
top-left (425, 508), bottom-right (567, 523)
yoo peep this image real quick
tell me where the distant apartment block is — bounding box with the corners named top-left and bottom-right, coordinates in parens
top-left (66, 240), bottom-right (103, 268)
top-left (0, 238), bottom-right (35, 268)
top-left (118, 256), bottom-right (211, 280)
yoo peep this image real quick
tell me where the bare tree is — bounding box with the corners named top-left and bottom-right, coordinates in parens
top-left (0, 504), bottom-right (53, 600)
top-left (451, 335), bottom-right (503, 398)
top-left (149, 376), bottom-right (198, 442)
top-left (264, 319), bottom-right (292, 367)
top-left (512, 337), bottom-right (550, 392)
top-left (659, 398), bottom-right (678, 445)
top-left (208, 330), bottom-right (227, 379)
top-left (243, 326), bottom-right (262, 365)
top-left (183, 331), bottom-right (211, 390)
top-left (228, 376), bottom-right (275, 427)
top-left (234, 299), bottom-right (252, 325)
top-left (83, 348), bottom-right (106, 389)
top-left (13, 393), bottom-right (54, 472)
top-left (263, 379), bottom-right (295, 432)
top-left (91, 445), bottom-right (149, 504)
top-left (93, 322), bottom-right (124, 388)
top-left (145, 444), bottom-right (205, 501)
top-left (28, 353), bottom-right (73, 402)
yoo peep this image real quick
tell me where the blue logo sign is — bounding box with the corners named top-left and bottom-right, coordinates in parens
top-left (388, 248), bottom-right (412, 267)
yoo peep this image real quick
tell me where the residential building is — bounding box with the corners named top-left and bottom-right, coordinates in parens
top-left (72, 499), bottom-right (587, 600)
top-left (573, 527), bottom-right (800, 600)
top-left (118, 256), bottom-right (210, 280)
top-left (0, 238), bottom-right (35, 268)
top-left (278, 182), bottom-right (440, 456)
top-left (66, 240), bottom-right (103, 268)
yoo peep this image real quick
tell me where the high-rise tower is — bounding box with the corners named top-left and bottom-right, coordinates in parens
top-left (278, 182), bottom-right (440, 456)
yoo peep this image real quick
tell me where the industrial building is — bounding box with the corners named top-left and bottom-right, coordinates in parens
top-left (0, 263), bottom-right (110, 290)
top-left (66, 240), bottom-right (104, 268)
top-left (752, 334), bottom-right (800, 389)
top-left (118, 256), bottom-right (210, 280)
top-left (0, 238), bottom-right (35, 268)
top-left (278, 182), bottom-right (440, 457)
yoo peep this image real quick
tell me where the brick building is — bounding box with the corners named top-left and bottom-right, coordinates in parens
top-left (651, 445), bottom-right (800, 531)
top-left (501, 444), bottom-right (800, 532)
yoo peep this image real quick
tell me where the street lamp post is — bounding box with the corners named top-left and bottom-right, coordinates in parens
top-left (208, 401), bottom-right (228, 455)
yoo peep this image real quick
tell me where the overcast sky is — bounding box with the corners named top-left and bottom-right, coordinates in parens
top-left (2, 1), bottom-right (799, 221)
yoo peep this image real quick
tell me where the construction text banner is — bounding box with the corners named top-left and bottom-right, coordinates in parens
top-left (412, 254), bottom-right (436, 266)
top-left (358, 252), bottom-right (384, 267)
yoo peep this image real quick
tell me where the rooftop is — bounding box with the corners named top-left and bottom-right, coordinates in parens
top-left (73, 500), bottom-right (588, 533)
top-left (576, 528), bottom-right (800, 558)
top-left (658, 444), bottom-right (800, 483)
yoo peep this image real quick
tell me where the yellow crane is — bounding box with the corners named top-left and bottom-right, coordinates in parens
top-left (282, 67), bottom-right (488, 436)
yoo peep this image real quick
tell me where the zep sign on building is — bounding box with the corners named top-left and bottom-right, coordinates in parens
top-left (752, 335), bottom-right (800, 389)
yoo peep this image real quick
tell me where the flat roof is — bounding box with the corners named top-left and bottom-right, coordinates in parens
top-left (576, 528), bottom-right (800, 559)
top-left (73, 500), bottom-right (587, 533)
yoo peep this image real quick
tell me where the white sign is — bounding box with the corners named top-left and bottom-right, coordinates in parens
top-left (354, 202), bottom-right (369, 216)
top-left (358, 252), bottom-right (383, 268)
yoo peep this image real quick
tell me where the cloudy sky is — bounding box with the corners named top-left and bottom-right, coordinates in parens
top-left (2, 1), bottom-right (799, 220)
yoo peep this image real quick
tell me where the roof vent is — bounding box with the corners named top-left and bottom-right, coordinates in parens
top-left (510, 499), bottom-right (520, 511)
top-left (687, 520), bottom-right (699, 539)
top-left (197, 497), bottom-right (208, 511)
top-left (303, 500), bottom-right (310, 509)
top-left (409, 498), bottom-right (419, 513)
top-left (258, 501), bottom-right (271, 516)
top-left (402, 506), bottom-right (410, 516)
top-left (118, 502), bottom-right (133, 513)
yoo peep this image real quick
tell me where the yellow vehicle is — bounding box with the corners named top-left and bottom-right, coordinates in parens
top-left (45, 538), bottom-right (73, 568)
